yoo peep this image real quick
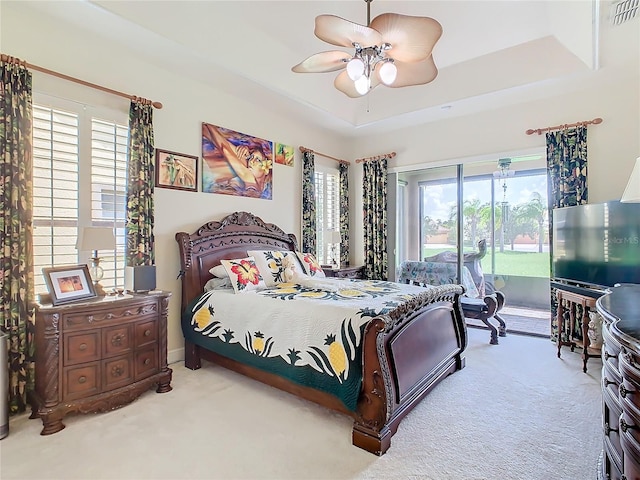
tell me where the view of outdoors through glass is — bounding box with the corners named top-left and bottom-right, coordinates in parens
top-left (421, 170), bottom-right (550, 279)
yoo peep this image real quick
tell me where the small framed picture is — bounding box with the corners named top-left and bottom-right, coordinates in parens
top-left (155, 149), bottom-right (199, 191)
top-left (42, 265), bottom-right (97, 306)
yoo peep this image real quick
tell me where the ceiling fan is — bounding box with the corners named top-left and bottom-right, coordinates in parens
top-left (292, 0), bottom-right (443, 98)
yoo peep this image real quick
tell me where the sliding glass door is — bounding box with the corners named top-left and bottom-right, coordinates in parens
top-left (394, 157), bottom-right (550, 311)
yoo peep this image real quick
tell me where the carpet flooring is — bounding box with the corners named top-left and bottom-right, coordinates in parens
top-left (1, 327), bottom-right (602, 480)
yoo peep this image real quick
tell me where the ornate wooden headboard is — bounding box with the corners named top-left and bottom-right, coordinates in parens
top-left (174, 211), bottom-right (298, 309)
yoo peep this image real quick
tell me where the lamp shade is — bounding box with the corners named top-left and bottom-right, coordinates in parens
top-left (621, 157), bottom-right (640, 203)
top-left (77, 227), bottom-right (116, 252)
top-left (328, 230), bottom-right (341, 244)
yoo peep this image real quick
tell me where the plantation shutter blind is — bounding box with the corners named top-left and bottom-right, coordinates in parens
top-left (314, 170), bottom-right (340, 264)
top-left (32, 105), bottom-right (80, 292)
top-left (32, 102), bottom-right (127, 293)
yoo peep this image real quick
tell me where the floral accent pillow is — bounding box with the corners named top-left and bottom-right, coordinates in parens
top-left (220, 257), bottom-right (266, 294)
top-left (295, 252), bottom-right (326, 278)
top-left (247, 250), bottom-right (307, 287)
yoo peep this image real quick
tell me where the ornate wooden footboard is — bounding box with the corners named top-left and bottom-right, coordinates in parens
top-left (176, 211), bottom-right (467, 455)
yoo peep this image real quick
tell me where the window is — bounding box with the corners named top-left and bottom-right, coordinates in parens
top-left (32, 98), bottom-right (128, 293)
top-left (314, 168), bottom-right (340, 265)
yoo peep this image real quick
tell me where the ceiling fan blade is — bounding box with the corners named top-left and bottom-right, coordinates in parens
top-left (334, 70), bottom-right (380, 98)
top-left (370, 13), bottom-right (442, 63)
top-left (292, 51), bottom-right (351, 73)
top-left (380, 56), bottom-right (438, 88)
top-left (315, 14), bottom-right (383, 48)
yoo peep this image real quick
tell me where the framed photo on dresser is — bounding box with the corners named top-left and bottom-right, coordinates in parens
top-left (42, 264), bottom-right (97, 305)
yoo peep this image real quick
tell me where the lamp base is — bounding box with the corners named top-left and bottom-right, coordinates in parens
top-left (94, 282), bottom-right (107, 297)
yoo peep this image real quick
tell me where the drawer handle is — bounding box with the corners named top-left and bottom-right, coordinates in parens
top-left (143, 358), bottom-right (151, 365)
top-left (603, 377), bottom-right (617, 388)
top-left (79, 343), bottom-right (87, 351)
top-left (144, 329), bottom-right (151, 337)
top-left (111, 333), bottom-right (126, 346)
top-left (620, 385), bottom-right (635, 398)
top-left (623, 352), bottom-right (636, 367)
top-left (604, 351), bottom-right (615, 361)
top-left (111, 365), bottom-right (124, 377)
top-left (604, 422), bottom-right (619, 435)
top-left (78, 376), bottom-right (86, 384)
top-left (620, 418), bottom-right (637, 433)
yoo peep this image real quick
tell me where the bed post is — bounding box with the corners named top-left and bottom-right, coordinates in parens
top-left (352, 317), bottom-right (393, 455)
top-left (184, 340), bottom-right (201, 370)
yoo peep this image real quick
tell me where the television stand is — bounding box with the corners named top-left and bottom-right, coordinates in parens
top-left (555, 286), bottom-right (601, 373)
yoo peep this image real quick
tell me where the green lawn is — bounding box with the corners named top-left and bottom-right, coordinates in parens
top-left (422, 247), bottom-right (550, 278)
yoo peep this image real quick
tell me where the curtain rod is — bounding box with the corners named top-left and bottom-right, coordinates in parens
top-left (356, 151), bottom-right (396, 163)
top-left (525, 117), bottom-right (602, 135)
top-left (299, 146), bottom-right (350, 165)
top-left (0, 53), bottom-right (163, 109)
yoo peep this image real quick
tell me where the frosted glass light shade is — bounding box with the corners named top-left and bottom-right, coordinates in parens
top-left (379, 62), bottom-right (397, 85)
top-left (354, 76), bottom-right (369, 95)
top-left (346, 58), bottom-right (365, 81)
top-left (621, 157), bottom-right (640, 203)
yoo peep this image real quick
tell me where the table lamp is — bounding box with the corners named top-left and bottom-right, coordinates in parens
top-left (76, 226), bottom-right (116, 296)
top-left (621, 156), bottom-right (640, 203)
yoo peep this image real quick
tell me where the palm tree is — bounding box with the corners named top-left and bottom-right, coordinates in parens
top-left (516, 192), bottom-right (548, 252)
top-left (450, 198), bottom-right (488, 248)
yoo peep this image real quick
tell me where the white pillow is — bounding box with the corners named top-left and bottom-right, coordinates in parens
top-left (209, 264), bottom-right (229, 278)
top-left (295, 252), bottom-right (326, 278)
top-left (247, 250), bottom-right (306, 287)
top-left (203, 277), bottom-right (232, 292)
top-left (220, 257), bottom-right (266, 294)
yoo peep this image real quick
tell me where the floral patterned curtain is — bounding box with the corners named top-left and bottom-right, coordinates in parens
top-left (0, 58), bottom-right (35, 413)
top-left (547, 126), bottom-right (588, 343)
top-left (126, 100), bottom-right (155, 266)
top-left (362, 157), bottom-right (388, 280)
top-left (301, 150), bottom-right (316, 254)
top-left (338, 162), bottom-right (349, 266)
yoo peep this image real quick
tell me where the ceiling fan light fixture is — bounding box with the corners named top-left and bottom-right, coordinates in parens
top-left (379, 61), bottom-right (397, 85)
top-left (346, 58), bottom-right (365, 81)
top-left (354, 75), bottom-right (369, 95)
top-left (292, 0), bottom-right (442, 97)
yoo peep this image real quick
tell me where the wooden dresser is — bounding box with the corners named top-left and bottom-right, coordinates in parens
top-left (598, 284), bottom-right (640, 480)
top-left (30, 291), bottom-right (173, 435)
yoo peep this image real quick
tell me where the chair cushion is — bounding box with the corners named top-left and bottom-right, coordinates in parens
top-left (461, 297), bottom-right (489, 313)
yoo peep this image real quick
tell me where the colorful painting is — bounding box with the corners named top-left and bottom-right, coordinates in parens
top-left (155, 149), bottom-right (198, 191)
top-left (274, 143), bottom-right (294, 167)
top-left (201, 122), bottom-right (273, 199)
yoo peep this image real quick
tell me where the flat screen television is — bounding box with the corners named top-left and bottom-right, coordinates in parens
top-left (552, 201), bottom-right (640, 288)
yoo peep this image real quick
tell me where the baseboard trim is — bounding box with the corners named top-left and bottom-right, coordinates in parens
top-left (168, 347), bottom-right (185, 366)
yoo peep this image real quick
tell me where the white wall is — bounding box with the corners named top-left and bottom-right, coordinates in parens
top-left (1, 3), bottom-right (350, 362)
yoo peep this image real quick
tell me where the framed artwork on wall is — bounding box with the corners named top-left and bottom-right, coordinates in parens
top-left (201, 122), bottom-right (273, 199)
top-left (274, 143), bottom-right (294, 167)
top-left (155, 149), bottom-right (198, 192)
top-left (42, 265), bottom-right (97, 305)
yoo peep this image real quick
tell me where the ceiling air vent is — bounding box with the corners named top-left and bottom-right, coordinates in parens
top-left (610, 0), bottom-right (639, 25)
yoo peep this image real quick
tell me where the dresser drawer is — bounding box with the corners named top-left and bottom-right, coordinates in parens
top-left (102, 355), bottom-right (134, 391)
top-left (64, 331), bottom-right (100, 366)
top-left (135, 319), bottom-right (158, 348)
top-left (103, 324), bottom-right (133, 357)
top-left (603, 389), bottom-right (623, 471)
top-left (64, 363), bottom-right (100, 400)
top-left (135, 347), bottom-right (158, 380)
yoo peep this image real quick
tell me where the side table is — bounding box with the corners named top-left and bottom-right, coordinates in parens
top-left (322, 265), bottom-right (365, 279)
top-left (555, 287), bottom-right (600, 373)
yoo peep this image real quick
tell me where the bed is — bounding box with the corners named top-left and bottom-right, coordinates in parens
top-left (175, 211), bottom-right (467, 455)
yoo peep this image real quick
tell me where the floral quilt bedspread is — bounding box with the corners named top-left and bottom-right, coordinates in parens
top-left (182, 278), bottom-right (433, 411)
